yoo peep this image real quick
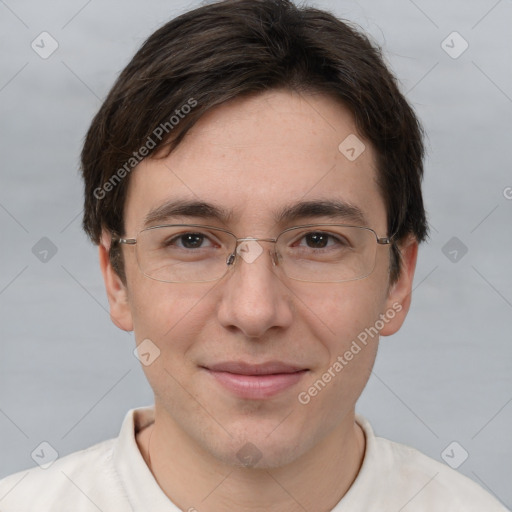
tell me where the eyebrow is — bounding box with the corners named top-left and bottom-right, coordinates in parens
top-left (143, 198), bottom-right (368, 228)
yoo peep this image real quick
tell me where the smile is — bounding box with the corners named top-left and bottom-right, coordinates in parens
top-left (201, 361), bottom-right (309, 399)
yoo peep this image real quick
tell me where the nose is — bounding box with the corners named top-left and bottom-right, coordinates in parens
top-left (216, 241), bottom-right (293, 339)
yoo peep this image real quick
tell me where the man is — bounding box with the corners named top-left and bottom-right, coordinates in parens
top-left (0, 0), bottom-right (507, 510)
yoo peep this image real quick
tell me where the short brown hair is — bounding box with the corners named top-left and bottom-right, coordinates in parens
top-left (81, 0), bottom-right (428, 284)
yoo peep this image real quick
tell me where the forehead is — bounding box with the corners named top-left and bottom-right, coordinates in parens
top-left (124, 89), bottom-right (386, 234)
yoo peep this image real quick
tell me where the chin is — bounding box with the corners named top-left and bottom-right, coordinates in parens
top-left (199, 420), bottom-right (314, 470)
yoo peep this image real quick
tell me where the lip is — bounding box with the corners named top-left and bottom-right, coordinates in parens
top-left (202, 361), bottom-right (309, 399)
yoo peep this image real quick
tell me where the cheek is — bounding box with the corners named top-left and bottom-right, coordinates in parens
top-left (295, 277), bottom-right (387, 348)
top-left (296, 281), bottom-right (385, 416)
top-left (124, 246), bottom-right (217, 347)
top-left (127, 279), bottom-right (219, 400)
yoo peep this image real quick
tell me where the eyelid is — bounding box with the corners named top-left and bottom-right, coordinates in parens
top-left (294, 230), bottom-right (347, 244)
top-left (164, 227), bottom-right (227, 248)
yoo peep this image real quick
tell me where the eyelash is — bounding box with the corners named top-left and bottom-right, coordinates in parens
top-left (165, 231), bottom-right (349, 250)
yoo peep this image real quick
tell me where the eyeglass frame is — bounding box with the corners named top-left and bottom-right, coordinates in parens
top-left (113, 223), bottom-right (395, 283)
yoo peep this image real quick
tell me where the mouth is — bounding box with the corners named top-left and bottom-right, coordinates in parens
top-left (200, 361), bottom-right (309, 399)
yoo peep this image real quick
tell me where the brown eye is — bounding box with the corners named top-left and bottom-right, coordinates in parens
top-left (164, 232), bottom-right (214, 249)
top-left (297, 231), bottom-right (349, 250)
top-left (178, 233), bottom-right (206, 249)
top-left (304, 232), bottom-right (329, 248)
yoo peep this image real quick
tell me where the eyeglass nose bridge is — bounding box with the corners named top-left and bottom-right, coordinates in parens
top-left (226, 236), bottom-right (280, 267)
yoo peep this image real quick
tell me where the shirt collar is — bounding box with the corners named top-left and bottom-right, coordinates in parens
top-left (113, 405), bottom-right (181, 511)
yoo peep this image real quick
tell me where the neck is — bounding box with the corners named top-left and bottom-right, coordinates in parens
top-left (137, 407), bottom-right (365, 512)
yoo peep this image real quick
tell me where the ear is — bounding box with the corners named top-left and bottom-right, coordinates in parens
top-left (380, 235), bottom-right (418, 337)
top-left (98, 231), bottom-right (134, 332)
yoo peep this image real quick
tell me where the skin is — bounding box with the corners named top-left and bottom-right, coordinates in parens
top-left (99, 89), bottom-right (418, 512)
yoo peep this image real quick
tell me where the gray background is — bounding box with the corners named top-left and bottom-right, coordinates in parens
top-left (1, 0), bottom-right (511, 508)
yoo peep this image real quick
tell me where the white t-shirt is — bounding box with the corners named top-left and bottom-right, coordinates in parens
top-left (0, 406), bottom-right (508, 511)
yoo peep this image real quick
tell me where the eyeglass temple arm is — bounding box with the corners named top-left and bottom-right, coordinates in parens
top-left (116, 238), bottom-right (137, 245)
top-left (377, 236), bottom-right (393, 245)
top-left (115, 233), bottom-right (393, 246)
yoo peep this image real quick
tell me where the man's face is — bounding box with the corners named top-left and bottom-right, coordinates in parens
top-left (103, 89), bottom-right (414, 468)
